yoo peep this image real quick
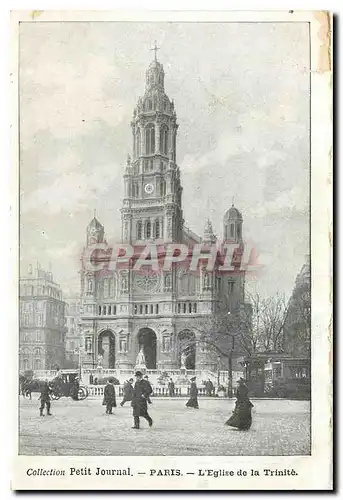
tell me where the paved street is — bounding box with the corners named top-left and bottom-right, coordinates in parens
top-left (19, 397), bottom-right (310, 456)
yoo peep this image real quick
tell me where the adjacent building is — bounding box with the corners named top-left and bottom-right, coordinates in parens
top-left (283, 255), bottom-right (311, 358)
top-left (19, 264), bottom-right (67, 371)
top-left (64, 296), bottom-right (81, 368)
top-left (79, 52), bottom-right (248, 373)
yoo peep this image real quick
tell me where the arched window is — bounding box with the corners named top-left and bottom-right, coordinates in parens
top-left (135, 128), bottom-right (141, 157)
top-left (237, 224), bottom-right (241, 239)
top-left (146, 221), bottom-right (151, 239)
top-left (88, 278), bottom-right (93, 292)
top-left (137, 220), bottom-right (142, 240)
top-left (104, 279), bottom-right (109, 298)
top-left (98, 305), bottom-right (101, 316)
top-left (108, 306), bottom-right (112, 315)
top-left (103, 306), bottom-right (107, 316)
top-left (155, 220), bottom-right (160, 239)
top-left (160, 126), bottom-right (168, 155)
top-left (23, 359), bottom-right (29, 370)
top-left (145, 125), bottom-right (155, 154)
top-left (34, 358), bottom-right (41, 370)
top-left (160, 179), bottom-right (166, 197)
top-left (230, 224), bottom-right (234, 238)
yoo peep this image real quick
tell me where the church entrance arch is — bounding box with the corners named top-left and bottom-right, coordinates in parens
top-left (137, 328), bottom-right (157, 369)
top-left (98, 330), bottom-right (116, 369)
top-left (178, 330), bottom-right (196, 370)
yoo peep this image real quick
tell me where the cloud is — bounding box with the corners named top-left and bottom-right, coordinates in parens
top-left (22, 163), bottom-right (120, 215)
top-left (248, 186), bottom-right (309, 218)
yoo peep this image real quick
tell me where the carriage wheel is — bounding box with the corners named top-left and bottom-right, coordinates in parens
top-left (78, 386), bottom-right (88, 400)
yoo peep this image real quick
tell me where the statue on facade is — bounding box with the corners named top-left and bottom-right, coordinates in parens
top-left (97, 354), bottom-right (103, 368)
top-left (135, 346), bottom-right (146, 367)
top-left (181, 351), bottom-right (187, 370)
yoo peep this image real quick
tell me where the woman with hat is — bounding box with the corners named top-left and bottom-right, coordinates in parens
top-left (225, 378), bottom-right (253, 430)
top-left (102, 377), bottom-right (117, 414)
top-left (186, 376), bottom-right (199, 409)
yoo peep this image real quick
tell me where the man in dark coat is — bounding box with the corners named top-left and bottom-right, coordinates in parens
top-left (71, 376), bottom-right (80, 401)
top-left (207, 379), bottom-right (214, 396)
top-left (131, 371), bottom-right (153, 429)
top-left (186, 376), bottom-right (199, 409)
top-left (120, 378), bottom-right (134, 406)
top-left (168, 378), bottom-right (175, 397)
top-left (39, 379), bottom-right (52, 416)
top-left (103, 378), bottom-right (117, 414)
top-left (144, 375), bottom-right (153, 404)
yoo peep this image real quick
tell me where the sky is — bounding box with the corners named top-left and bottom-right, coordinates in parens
top-left (19, 21), bottom-right (310, 299)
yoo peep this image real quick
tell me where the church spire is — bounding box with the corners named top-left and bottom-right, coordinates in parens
top-left (203, 218), bottom-right (217, 244)
top-left (150, 40), bottom-right (160, 61)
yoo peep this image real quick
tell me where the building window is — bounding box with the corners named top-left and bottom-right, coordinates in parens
top-left (98, 306), bottom-right (101, 316)
top-left (23, 359), bottom-right (29, 370)
top-left (150, 304), bottom-right (153, 314)
top-left (137, 221), bottom-right (142, 240)
top-left (23, 332), bottom-right (30, 342)
top-left (88, 279), bottom-right (93, 292)
top-left (237, 224), bottom-right (241, 239)
top-left (36, 331), bottom-right (41, 342)
top-left (183, 303), bottom-right (187, 314)
top-left (37, 314), bottom-right (43, 326)
top-left (146, 221), bottom-right (152, 239)
top-left (160, 180), bottom-right (166, 197)
top-left (134, 305), bottom-right (137, 314)
top-left (178, 303), bottom-right (181, 314)
top-left (104, 279), bottom-right (109, 298)
top-left (113, 305), bottom-right (117, 315)
top-left (140, 305), bottom-right (143, 314)
top-left (189, 303), bottom-right (192, 314)
top-left (155, 220), bottom-right (160, 239)
top-left (34, 358), bottom-right (41, 370)
top-left (108, 305), bottom-right (111, 315)
top-left (230, 224), bottom-right (234, 238)
top-left (160, 126), bottom-right (169, 155)
top-left (155, 304), bottom-right (159, 314)
top-left (145, 304), bottom-right (148, 314)
top-left (193, 303), bottom-right (197, 313)
top-left (135, 128), bottom-right (140, 157)
top-left (103, 306), bottom-right (107, 315)
top-left (145, 124), bottom-right (155, 154)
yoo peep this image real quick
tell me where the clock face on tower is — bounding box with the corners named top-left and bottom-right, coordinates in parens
top-left (144, 183), bottom-right (154, 194)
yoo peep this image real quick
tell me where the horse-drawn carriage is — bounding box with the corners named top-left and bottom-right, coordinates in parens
top-left (51, 370), bottom-right (89, 400)
top-left (20, 370), bottom-right (89, 401)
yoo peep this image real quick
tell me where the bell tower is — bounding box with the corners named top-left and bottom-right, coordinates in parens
top-left (121, 44), bottom-right (183, 244)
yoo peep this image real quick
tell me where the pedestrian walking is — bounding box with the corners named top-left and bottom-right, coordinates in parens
top-left (38, 379), bottom-right (52, 416)
top-left (225, 378), bottom-right (254, 430)
top-left (186, 376), bottom-right (199, 409)
top-left (71, 376), bottom-right (80, 401)
top-left (102, 378), bottom-right (117, 414)
top-left (120, 378), bottom-right (134, 406)
top-left (144, 375), bottom-right (153, 404)
top-left (131, 371), bottom-right (153, 429)
top-left (168, 378), bottom-right (175, 397)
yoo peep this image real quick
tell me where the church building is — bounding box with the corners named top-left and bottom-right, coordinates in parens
top-left (79, 49), bottom-right (247, 374)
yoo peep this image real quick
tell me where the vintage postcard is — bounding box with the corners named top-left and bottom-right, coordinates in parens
top-left (11, 10), bottom-right (332, 491)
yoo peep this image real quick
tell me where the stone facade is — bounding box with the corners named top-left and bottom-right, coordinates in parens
top-left (64, 296), bottom-right (81, 368)
top-left (19, 264), bottom-right (67, 371)
top-left (79, 53), bottom-right (247, 373)
top-left (283, 256), bottom-right (311, 358)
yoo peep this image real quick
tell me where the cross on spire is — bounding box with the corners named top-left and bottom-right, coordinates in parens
top-left (150, 40), bottom-right (160, 61)
top-left (93, 209), bottom-right (97, 219)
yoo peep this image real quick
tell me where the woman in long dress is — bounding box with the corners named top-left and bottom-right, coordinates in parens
top-left (225, 378), bottom-right (253, 430)
top-left (186, 376), bottom-right (199, 409)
